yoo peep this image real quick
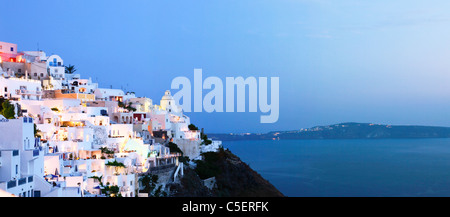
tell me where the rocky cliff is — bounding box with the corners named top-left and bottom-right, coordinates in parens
top-left (167, 148), bottom-right (284, 197)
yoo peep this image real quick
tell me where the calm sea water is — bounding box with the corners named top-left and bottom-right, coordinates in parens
top-left (224, 138), bottom-right (450, 197)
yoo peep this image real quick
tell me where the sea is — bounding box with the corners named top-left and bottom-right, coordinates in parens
top-left (224, 138), bottom-right (450, 197)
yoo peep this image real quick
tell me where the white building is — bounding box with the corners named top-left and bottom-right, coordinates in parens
top-left (94, 88), bottom-right (125, 102)
top-left (0, 75), bottom-right (42, 100)
top-left (46, 55), bottom-right (65, 79)
top-left (128, 97), bottom-right (153, 113)
top-left (159, 90), bottom-right (182, 113)
top-left (0, 116), bottom-right (45, 197)
top-left (0, 40), bottom-right (220, 197)
top-left (67, 74), bottom-right (98, 94)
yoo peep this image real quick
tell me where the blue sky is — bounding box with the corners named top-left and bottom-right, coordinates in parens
top-left (2, 0), bottom-right (450, 133)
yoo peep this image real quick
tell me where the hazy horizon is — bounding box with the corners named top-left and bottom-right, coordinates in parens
top-left (209, 121), bottom-right (450, 134)
top-left (3, 0), bottom-right (450, 133)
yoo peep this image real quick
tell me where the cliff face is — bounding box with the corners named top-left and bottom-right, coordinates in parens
top-left (211, 149), bottom-right (284, 197)
top-left (167, 148), bottom-right (284, 197)
top-left (167, 166), bottom-right (212, 197)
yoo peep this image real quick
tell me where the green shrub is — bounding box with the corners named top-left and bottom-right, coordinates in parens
top-left (188, 124), bottom-right (199, 131)
top-left (105, 160), bottom-right (126, 168)
top-left (179, 156), bottom-right (190, 164)
top-left (1, 100), bottom-right (15, 119)
top-left (139, 174), bottom-right (159, 194)
top-left (194, 152), bottom-right (221, 179)
top-left (204, 139), bottom-right (212, 145)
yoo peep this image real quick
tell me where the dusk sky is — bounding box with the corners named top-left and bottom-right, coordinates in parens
top-left (2, 0), bottom-right (450, 133)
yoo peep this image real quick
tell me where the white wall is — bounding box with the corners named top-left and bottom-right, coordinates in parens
top-left (0, 77), bottom-right (42, 100)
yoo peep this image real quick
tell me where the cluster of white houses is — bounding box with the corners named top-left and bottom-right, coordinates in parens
top-left (0, 41), bottom-right (221, 197)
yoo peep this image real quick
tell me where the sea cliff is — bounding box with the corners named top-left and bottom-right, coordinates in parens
top-left (167, 148), bottom-right (284, 197)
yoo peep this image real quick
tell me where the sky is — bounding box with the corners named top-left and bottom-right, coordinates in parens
top-left (2, 0), bottom-right (450, 133)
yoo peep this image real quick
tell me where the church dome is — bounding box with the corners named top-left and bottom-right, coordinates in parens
top-left (161, 90), bottom-right (173, 100)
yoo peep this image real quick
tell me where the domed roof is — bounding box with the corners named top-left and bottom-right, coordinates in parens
top-left (161, 90), bottom-right (174, 100)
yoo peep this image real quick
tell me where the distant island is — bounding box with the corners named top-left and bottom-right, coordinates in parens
top-left (209, 122), bottom-right (450, 141)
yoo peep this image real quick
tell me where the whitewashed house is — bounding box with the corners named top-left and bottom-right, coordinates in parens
top-left (0, 75), bottom-right (42, 100)
top-left (0, 116), bottom-right (44, 197)
top-left (94, 88), bottom-right (125, 102)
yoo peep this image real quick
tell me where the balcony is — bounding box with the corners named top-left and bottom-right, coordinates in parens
top-left (15, 89), bottom-right (42, 96)
top-left (6, 176), bottom-right (34, 189)
top-left (170, 120), bottom-right (186, 123)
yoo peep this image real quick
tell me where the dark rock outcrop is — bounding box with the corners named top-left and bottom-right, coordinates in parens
top-left (168, 148), bottom-right (284, 197)
top-left (211, 149), bottom-right (284, 197)
top-left (167, 167), bottom-right (211, 197)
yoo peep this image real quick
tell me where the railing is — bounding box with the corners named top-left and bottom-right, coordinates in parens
top-left (174, 163), bottom-right (184, 182)
top-left (170, 120), bottom-right (186, 123)
top-left (15, 89), bottom-right (42, 95)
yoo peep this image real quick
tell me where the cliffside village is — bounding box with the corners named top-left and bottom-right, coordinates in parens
top-left (0, 40), bottom-right (222, 197)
